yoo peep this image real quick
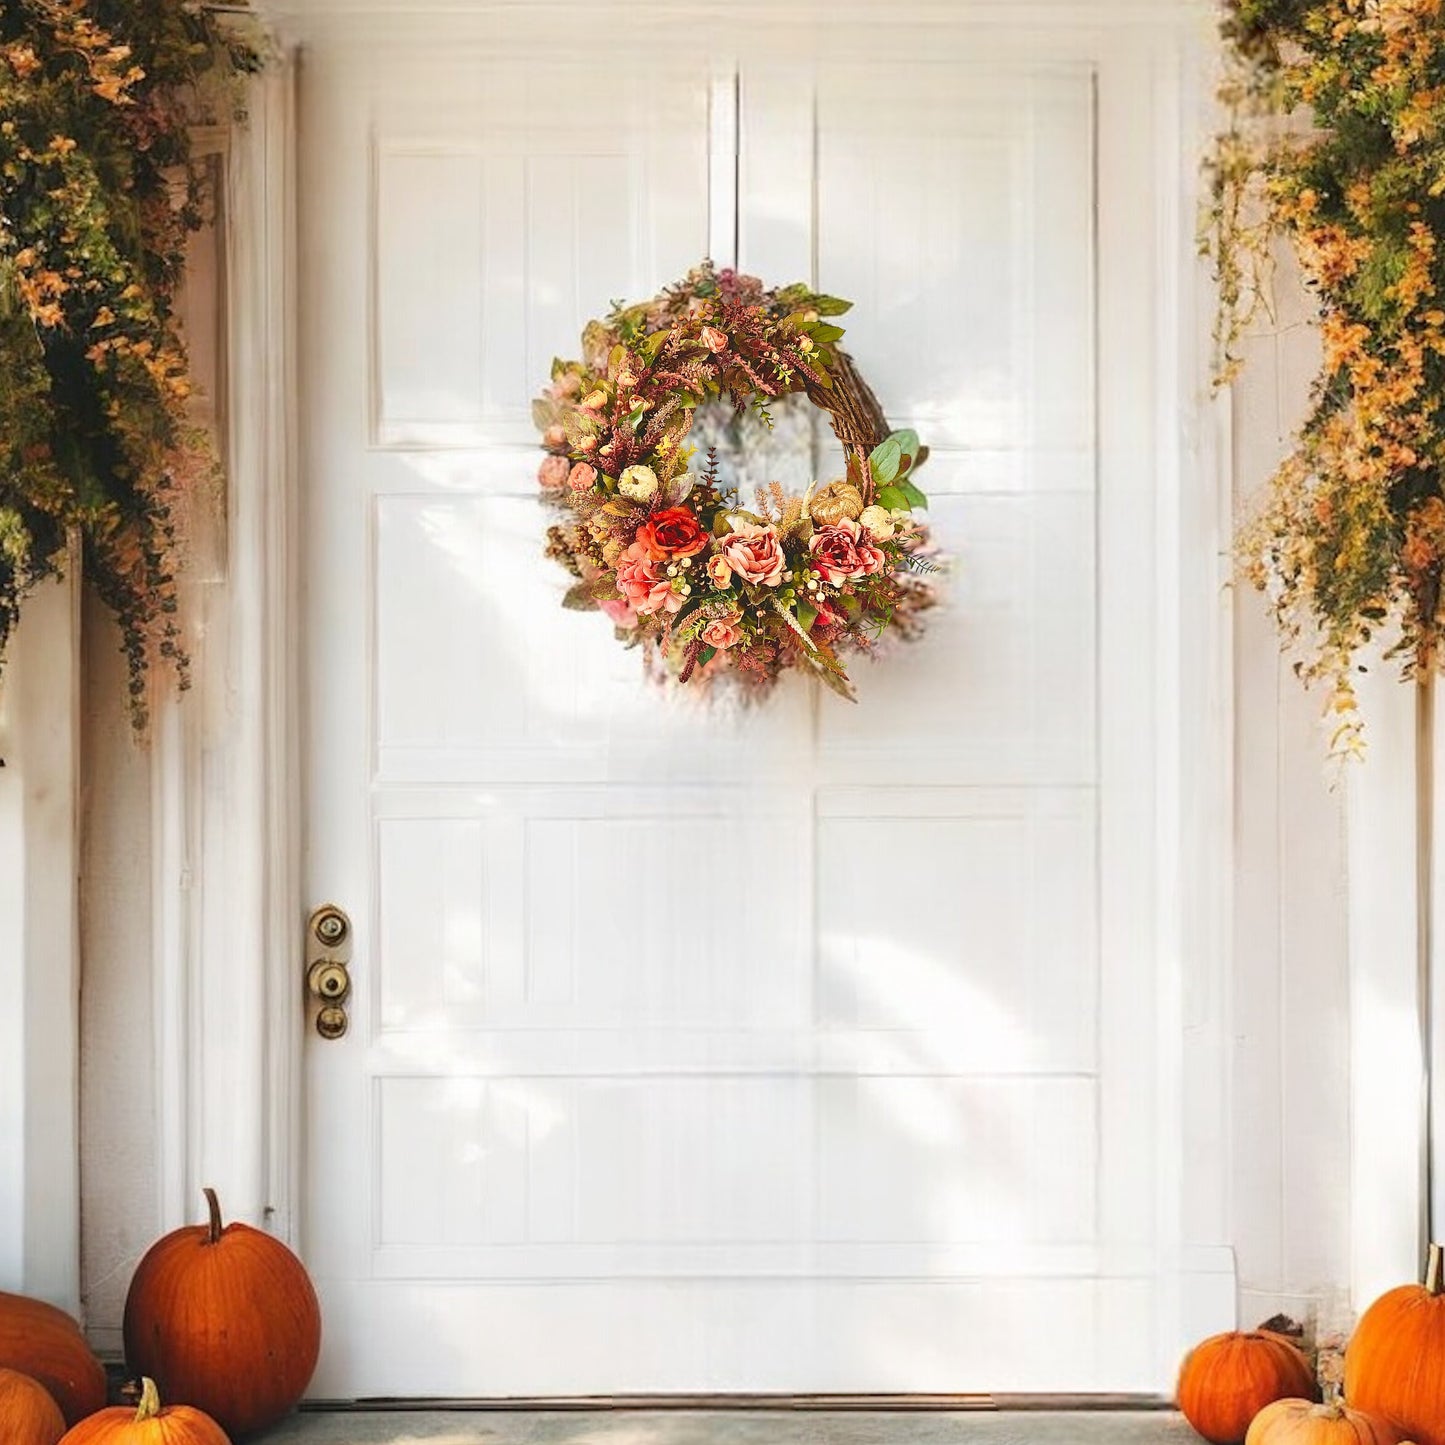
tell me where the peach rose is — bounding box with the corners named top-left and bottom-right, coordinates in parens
top-left (568, 462), bottom-right (598, 493)
top-left (707, 553), bottom-right (733, 587)
top-left (700, 325), bottom-right (728, 353)
top-left (538, 455), bottom-right (570, 489)
top-left (701, 614), bottom-right (743, 650)
top-left (719, 522), bottom-right (785, 587)
top-left (615, 541), bottom-right (682, 616)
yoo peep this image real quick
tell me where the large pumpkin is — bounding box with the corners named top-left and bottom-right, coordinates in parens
top-left (1344, 1243), bottom-right (1445, 1445)
top-left (57, 1377), bottom-right (229, 1445)
top-left (0, 1367), bottom-right (67, 1445)
top-left (123, 1189), bottom-right (320, 1439)
top-left (0, 1293), bottom-right (108, 1425)
top-left (1178, 1327), bottom-right (1318, 1444)
top-left (1246, 1399), bottom-right (1403, 1445)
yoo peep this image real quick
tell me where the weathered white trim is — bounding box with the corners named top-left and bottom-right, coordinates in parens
top-left (0, 568), bottom-right (82, 1312)
top-left (1429, 679), bottom-right (1445, 1244)
top-left (148, 53), bottom-right (301, 1245)
top-left (1348, 662), bottom-right (1429, 1307)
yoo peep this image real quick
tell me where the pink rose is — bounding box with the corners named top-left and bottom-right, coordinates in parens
top-left (538, 455), bottom-right (570, 489)
top-left (600, 598), bottom-right (638, 629)
top-left (719, 522), bottom-right (785, 588)
top-left (809, 517), bottom-right (880, 584)
top-left (701, 614), bottom-right (742, 650)
top-left (615, 541), bottom-right (682, 616)
top-left (855, 539), bottom-right (887, 576)
top-left (700, 325), bottom-right (728, 353)
top-left (568, 462), bottom-right (598, 493)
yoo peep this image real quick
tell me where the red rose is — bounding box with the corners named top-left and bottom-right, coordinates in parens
top-left (638, 506), bottom-right (708, 560)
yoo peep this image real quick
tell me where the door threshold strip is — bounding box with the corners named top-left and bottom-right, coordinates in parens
top-left (303, 1394), bottom-right (1171, 1413)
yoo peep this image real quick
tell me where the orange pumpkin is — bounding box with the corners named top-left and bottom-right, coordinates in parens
top-left (0, 1367), bottom-right (67, 1445)
top-left (123, 1189), bottom-right (320, 1439)
top-left (0, 1293), bottom-right (108, 1425)
top-left (1344, 1244), bottom-right (1445, 1445)
top-left (57, 1377), bottom-right (229, 1445)
top-left (1247, 1399), bottom-right (1403, 1445)
top-left (1177, 1327), bottom-right (1318, 1444)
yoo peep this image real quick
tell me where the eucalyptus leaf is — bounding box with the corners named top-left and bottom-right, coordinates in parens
top-left (889, 429), bottom-right (921, 470)
top-left (899, 479), bottom-right (929, 510)
top-left (869, 438), bottom-right (902, 485)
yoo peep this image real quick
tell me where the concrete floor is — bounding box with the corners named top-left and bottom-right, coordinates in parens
top-left (257, 1410), bottom-right (1194, 1444)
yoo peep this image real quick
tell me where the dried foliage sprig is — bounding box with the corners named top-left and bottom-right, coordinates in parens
top-left (1207, 0), bottom-right (1445, 754)
top-left (0, 0), bottom-right (263, 725)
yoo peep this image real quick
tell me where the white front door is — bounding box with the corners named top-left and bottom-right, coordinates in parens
top-left (301, 13), bottom-right (1170, 1398)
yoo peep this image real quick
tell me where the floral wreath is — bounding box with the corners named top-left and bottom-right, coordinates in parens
top-left (532, 263), bottom-right (940, 700)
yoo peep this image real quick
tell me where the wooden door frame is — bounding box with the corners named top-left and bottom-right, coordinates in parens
top-left (174, 0), bottom-right (1240, 1389)
top-left (143, 51), bottom-right (304, 1246)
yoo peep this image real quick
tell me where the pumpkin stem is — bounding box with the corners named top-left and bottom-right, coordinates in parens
top-left (1427, 1242), bottom-right (1444, 1296)
top-left (203, 1186), bottom-right (223, 1245)
top-left (136, 1378), bottom-right (162, 1422)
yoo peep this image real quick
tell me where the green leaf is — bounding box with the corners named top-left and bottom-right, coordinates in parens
top-left (811, 294), bottom-right (853, 317)
top-left (797, 601), bottom-right (818, 632)
top-left (810, 322), bottom-right (846, 344)
top-left (869, 438), bottom-right (902, 485)
top-left (697, 644), bottom-right (717, 668)
top-left (876, 485), bottom-right (909, 511)
top-left (899, 479), bottom-right (929, 510)
top-left (889, 429), bottom-right (921, 471)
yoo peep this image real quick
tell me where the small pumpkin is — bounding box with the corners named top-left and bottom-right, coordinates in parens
top-left (0, 1293), bottom-right (108, 1425)
top-left (122, 1188), bottom-right (320, 1439)
top-left (57, 1377), bottom-right (228, 1445)
top-left (1246, 1399), bottom-right (1403, 1445)
top-left (1344, 1243), bottom-right (1445, 1445)
top-left (0, 1367), bottom-right (66, 1445)
top-left (1177, 1325), bottom-right (1318, 1444)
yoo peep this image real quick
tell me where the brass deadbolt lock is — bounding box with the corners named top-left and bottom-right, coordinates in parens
top-left (307, 959), bottom-right (351, 1003)
top-left (312, 906), bottom-right (350, 948)
top-left (306, 903), bottom-right (353, 1040)
top-left (316, 1004), bottom-right (349, 1040)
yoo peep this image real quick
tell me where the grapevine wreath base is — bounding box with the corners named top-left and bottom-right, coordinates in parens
top-left (533, 263), bottom-right (941, 701)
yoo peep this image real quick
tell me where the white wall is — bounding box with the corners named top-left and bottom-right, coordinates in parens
top-left (1228, 254), bottom-right (1354, 1335)
top-left (0, 573), bottom-right (81, 1314)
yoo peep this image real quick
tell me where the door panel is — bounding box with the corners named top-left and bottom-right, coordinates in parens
top-left (303, 31), bottom-right (1161, 1395)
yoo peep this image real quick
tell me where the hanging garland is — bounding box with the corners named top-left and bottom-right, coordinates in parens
top-left (533, 263), bottom-right (941, 700)
top-left (1208, 0), bottom-right (1445, 754)
top-left (0, 0), bottom-right (261, 725)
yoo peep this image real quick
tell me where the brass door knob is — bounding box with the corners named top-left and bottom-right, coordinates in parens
top-left (307, 959), bottom-right (351, 1003)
